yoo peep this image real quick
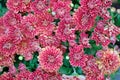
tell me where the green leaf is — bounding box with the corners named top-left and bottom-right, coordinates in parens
top-left (0, 7), bottom-right (7, 17)
top-left (114, 14), bottom-right (120, 26)
top-left (53, 19), bottom-right (60, 26)
top-left (74, 4), bottom-right (80, 9)
top-left (84, 40), bottom-right (102, 56)
top-left (63, 49), bottom-right (71, 67)
top-left (63, 58), bottom-right (71, 67)
top-left (75, 67), bottom-right (83, 75)
top-left (118, 0), bottom-right (120, 4)
top-left (75, 31), bottom-right (80, 43)
top-left (0, 3), bottom-right (2, 9)
top-left (24, 52), bottom-right (39, 72)
top-left (95, 16), bottom-right (103, 22)
top-left (59, 66), bottom-right (74, 75)
top-left (108, 43), bottom-right (115, 48)
top-left (62, 41), bottom-right (69, 47)
top-left (117, 34), bottom-right (120, 41)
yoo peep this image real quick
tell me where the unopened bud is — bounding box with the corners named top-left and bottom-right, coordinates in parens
top-left (110, 7), bottom-right (116, 12)
top-left (18, 56), bottom-right (23, 60)
top-left (117, 9), bottom-right (120, 14)
top-left (70, 3), bottom-right (74, 8)
top-left (66, 56), bottom-right (69, 60)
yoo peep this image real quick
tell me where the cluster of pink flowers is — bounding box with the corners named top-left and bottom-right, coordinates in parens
top-left (96, 49), bottom-right (120, 75)
top-left (0, 0), bottom-right (120, 80)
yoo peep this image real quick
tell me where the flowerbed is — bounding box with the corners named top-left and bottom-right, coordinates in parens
top-left (0, 0), bottom-right (120, 80)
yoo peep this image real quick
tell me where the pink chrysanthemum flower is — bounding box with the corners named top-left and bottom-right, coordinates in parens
top-left (0, 36), bottom-right (18, 56)
top-left (82, 56), bottom-right (98, 73)
top-left (39, 46), bottom-right (63, 72)
top-left (94, 21), bottom-right (120, 44)
top-left (102, 0), bottom-right (112, 8)
top-left (0, 17), bottom-right (11, 36)
top-left (68, 39), bottom-right (77, 47)
top-left (31, 0), bottom-right (49, 14)
top-left (0, 52), bottom-right (14, 67)
top-left (96, 49), bottom-right (120, 75)
top-left (99, 6), bottom-right (111, 20)
top-left (20, 0), bottom-right (32, 12)
top-left (7, 0), bottom-right (32, 13)
top-left (80, 0), bottom-right (102, 8)
top-left (69, 45), bottom-right (88, 67)
top-left (94, 20), bottom-right (106, 34)
top-left (82, 55), bottom-right (105, 80)
top-left (52, 1), bottom-right (71, 19)
top-left (0, 18), bottom-right (21, 39)
top-left (6, 0), bottom-right (22, 13)
top-left (30, 68), bottom-right (45, 80)
top-left (80, 0), bottom-right (102, 15)
top-left (79, 32), bottom-right (90, 48)
top-left (45, 73), bottom-right (62, 80)
top-left (104, 23), bottom-right (120, 44)
top-left (0, 24), bottom-right (23, 44)
top-left (49, 0), bottom-right (71, 8)
top-left (91, 31), bottom-right (110, 47)
top-left (56, 16), bottom-right (76, 42)
top-left (15, 70), bottom-right (32, 80)
top-left (21, 14), bottom-right (39, 38)
top-left (85, 72), bottom-right (105, 80)
top-left (91, 20), bottom-right (111, 46)
top-left (98, 0), bottom-right (112, 20)
top-left (39, 34), bottom-right (60, 48)
top-left (3, 11), bottom-right (21, 27)
top-left (80, 0), bottom-right (112, 21)
top-left (0, 72), bottom-right (14, 80)
top-left (36, 12), bottom-right (54, 35)
top-left (49, 0), bottom-right (58, 7)
top-left (0, 17), bottom-right (5, 36)
top-left (50, 0), bottom-right (71, 3)
top-left (17, 38), bottom-right (40, 60)
top-left (60, 0), bottom-right (71, 3)
top-left (73, 7), bottom-right (96, 31)
top-left (10, 27), bottom-right (24, 44)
